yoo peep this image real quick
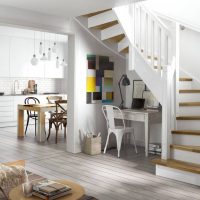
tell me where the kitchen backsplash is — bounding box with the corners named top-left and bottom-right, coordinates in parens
top-left (0, 78), bottom-right (64, 94)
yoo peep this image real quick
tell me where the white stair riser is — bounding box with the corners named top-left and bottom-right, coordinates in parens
top-left (88, 10), bottom-right (117, 28)
top-left (171, 149), bottom-right (200, 165)
top-left (179, 82), bottom-right (192, 90)
top-left (179, 93), bottom-right (200, 102)
top-left (101, 24), bottom-right (123, 40)
top-left (177, 120), bottom-right (200, 130)
top-left (178, 107), bottom-right (200, 116)
top-left (172, 134), bottom-right (200, 146)
top-left (156, 165), bottom-right (200, 186)
top-left (118, 37), bottom-right (129, 52)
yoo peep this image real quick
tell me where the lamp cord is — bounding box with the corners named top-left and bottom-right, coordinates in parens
top-left (33, 31), bottom-right (35, 54)
top-left (118, 75), bottom-right (125, 108)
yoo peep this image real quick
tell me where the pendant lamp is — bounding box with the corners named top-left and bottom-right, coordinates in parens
top-left (31, 31), bottom-right (39, 66)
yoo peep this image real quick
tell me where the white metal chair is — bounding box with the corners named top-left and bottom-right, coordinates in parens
top-left (102, 105), bottom-right (138, 158)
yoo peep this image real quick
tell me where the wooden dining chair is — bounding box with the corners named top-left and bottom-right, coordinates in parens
top-left (24, 97), bottom-right (40, 136)
top-left (47, 100), bottom-right (67, 143)
top-left (47, 95), bottom-right (63, 129)
top-left (46, 96), bottom-right (62, 104)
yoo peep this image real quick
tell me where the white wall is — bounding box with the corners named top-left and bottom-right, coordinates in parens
top-left (143, 0), bottom-right (200, 31)
top-left (67, 19), bottom-right (126, 153)
top-left (180, 28), bottom-right (200, 83)
top-left (0, 5), bottom-right (71, 34)
top-left (125, 69), bottom-right (162, 146)
top-left (0, 77), bottom-right (62, 95)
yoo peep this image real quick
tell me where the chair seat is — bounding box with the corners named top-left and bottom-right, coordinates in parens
top-left (49, 118), bottom-right (67, 124)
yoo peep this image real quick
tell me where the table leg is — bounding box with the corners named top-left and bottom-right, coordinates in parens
top-left (18, 109), bottom-right (24, 137)
top-left (144, 114), bottom-right (150, 157)
top-left (37, 111), bottom-right (46, 142)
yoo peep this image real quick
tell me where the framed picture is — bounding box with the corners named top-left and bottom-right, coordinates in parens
top-left (86, 54), bottom-right (114, 104)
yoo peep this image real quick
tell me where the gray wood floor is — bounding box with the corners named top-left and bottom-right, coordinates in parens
top-left (0, 125), bottom-right (200, 200)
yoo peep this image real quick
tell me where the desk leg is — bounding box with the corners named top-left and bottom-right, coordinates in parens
top-left (144, 114), bottom-right (150, 157)
top-left (37, 111), bottom-right (46, 142)
top-left (18, 109), bottom-right (24, 137)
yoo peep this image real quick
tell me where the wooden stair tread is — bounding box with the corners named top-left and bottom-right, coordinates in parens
top-left (179, 102), bottom-right (200, 106)
top-left (120, 47), bottom-right (129, 54)
top-left (176, 116), bottom-right (200, 120)
top-left (147, 55), bottom-right (158, 60)
top-left (92, 20), bottom-right (119, 30)
top-left (152, 158), bottom-right (200, 174)
top-left (83, 9), bottom-right (112, 17)
top-left (104, 34), bottom-right (125, 43)
top-left (179, 89), bottom-right (200, 93)
top-left (172, 130), bottom-right (200, 135)
top-left (170, 144), bottom-right (200, 153)
top-left (179, 77), bottom-right (193, 81)
top-left (154, 66), bottom-right (163, 70)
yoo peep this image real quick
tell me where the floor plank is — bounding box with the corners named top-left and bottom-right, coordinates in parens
top-left (0, 125), bottom-right (200, 200)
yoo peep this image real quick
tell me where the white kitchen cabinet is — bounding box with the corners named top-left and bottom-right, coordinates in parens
top-left (10, 37), bottom-right (45, 78)
top-left (44, 60), bottom-right (64, 78)
top-left (0, 35), bottom-right (10, 77)
top-left (0, 96), bottom-right (14, 126)
top-left (44, 42), bottom-right (66, 79)
top-left (13, 95), bottom-right (28, 121)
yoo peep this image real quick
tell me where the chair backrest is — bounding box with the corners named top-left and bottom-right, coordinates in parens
top-left (24, 97), bottom-right (40, 116)
top-left (55, 100), bottom-right (67, 114)
top-left (47, 96), bottom-right (62, 104)
top-left (53, 100), bottom-right (67, 123)
top-left (102, 105), bottom-right (125, 129)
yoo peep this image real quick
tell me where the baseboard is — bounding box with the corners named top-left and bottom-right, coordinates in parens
top-left (156, 165), bottom-right (200, 186)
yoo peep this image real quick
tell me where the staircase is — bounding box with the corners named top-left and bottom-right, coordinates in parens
top-left (76, 9), bottom-right (129, 59)
top-left (153, 76), bottom-right (200, 185)
top-left (76, 2), bottom-right (200, 186)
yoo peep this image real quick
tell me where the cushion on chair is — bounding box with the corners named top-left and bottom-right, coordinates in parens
top-left (0, 164), bottom-right (25, 199)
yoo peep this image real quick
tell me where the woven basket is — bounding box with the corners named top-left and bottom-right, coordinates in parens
top-left (84, 136), bottom-right (101, 155)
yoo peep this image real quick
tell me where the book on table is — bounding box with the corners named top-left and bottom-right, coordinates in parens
top-left (32, 180), bottom-right (72, 200)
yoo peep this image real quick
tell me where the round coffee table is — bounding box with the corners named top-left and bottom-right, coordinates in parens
top-left (9, 179), bottom-right (85, 200)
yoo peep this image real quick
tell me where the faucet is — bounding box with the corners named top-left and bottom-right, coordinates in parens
top-left (13, 80), bottom-right (19, 94)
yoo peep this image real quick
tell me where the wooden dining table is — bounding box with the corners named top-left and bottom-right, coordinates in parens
top-left (17, 104), bottom-right (56, 142)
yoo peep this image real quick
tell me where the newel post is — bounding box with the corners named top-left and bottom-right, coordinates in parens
top-left (161, 66), bottom-right (171, 159)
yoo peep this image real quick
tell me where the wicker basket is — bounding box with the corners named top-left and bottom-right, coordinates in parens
top-left (84, 136), bottom-right (101, 155)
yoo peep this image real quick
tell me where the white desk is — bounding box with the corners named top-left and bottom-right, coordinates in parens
top-left (114, 109), bottom-right (162, 157)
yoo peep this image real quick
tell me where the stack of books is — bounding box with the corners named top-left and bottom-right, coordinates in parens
top-left (149, 143), bottom-right (161, 155)
top-left (32, 180), bottom-right (72, 200)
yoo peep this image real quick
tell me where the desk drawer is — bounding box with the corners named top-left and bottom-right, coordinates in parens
top-left (123, 112), bottom-right (145, 121)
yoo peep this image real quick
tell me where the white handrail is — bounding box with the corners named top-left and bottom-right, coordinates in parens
top-left (139, 2), bottom-right (171, 35)
top-left (133, 2), bottom-right (173, 78)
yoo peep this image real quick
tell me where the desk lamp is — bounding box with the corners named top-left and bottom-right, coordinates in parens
top-left (118, 74), bottom-right (130, 109)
